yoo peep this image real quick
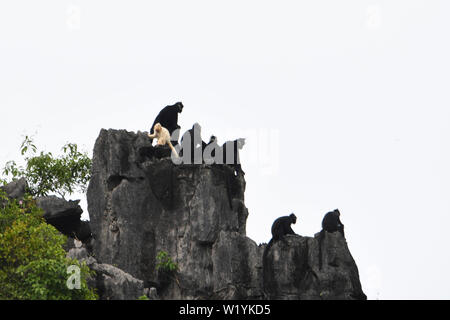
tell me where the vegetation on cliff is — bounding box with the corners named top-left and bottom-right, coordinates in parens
top-left (0, 137), bottom-right (96, 300)
top-left (0, 190), bottom-right (97, 299)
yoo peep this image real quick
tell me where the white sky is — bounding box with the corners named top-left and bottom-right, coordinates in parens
top-left (1, 0), bottom-right (449, 300)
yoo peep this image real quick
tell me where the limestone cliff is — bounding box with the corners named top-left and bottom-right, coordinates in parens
top-left (85, 129), bottom-right (366, 300)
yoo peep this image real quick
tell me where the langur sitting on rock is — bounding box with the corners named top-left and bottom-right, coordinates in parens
top-left (148, 123), bottom-right (179, 158)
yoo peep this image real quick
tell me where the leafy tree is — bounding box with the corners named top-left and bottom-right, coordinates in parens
top-left (2, 136), bottom-right (91, 198)
top-left (0, 190), bottom-right (97, 300)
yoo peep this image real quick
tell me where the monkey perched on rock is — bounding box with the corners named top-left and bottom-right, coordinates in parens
top-left (271, 213), bottom-right (297, 241)
top-left (203, 135), bottom-right (219, 164)
top-left (222, 138), bottom-right (246, 175)
top-left (268, 213), bottom-right (298, 247)
top-left (318, 209), bottom-right (344, 269)
top-left (180, 123), bottom-right (207, 164)
top-left (150, 102), bottom-right (184, 145)
top-left (263, 213), bottom-right (298, 261)
top-left (148, 123), bottom-right (179, 158)
top-left (322, 209), bottom-right (345, 237)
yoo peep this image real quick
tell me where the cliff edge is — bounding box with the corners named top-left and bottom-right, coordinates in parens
top-left (86, 129), bottom-right (366, 300)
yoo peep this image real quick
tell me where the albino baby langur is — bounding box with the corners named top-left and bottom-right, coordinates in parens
top-left (148, 123), bottom-right (179, 157)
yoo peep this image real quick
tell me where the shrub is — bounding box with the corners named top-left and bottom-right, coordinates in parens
top-left (156, 251), bottom-right (178, 273)
top-left (0, 190), bottom-right (97, 300)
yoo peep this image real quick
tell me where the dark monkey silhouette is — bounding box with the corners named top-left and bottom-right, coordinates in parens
top-left (203, 135), bottom-right (220, 164)
top-left (180, 123), bottom-right (207, 164)
top-left (263, 213), bottom-right (298, 262)
top-left (222, 138), bottom-right (246, 175)
top-left (271, 213), bottom-right (297, 241)
top-left (322, 209), bottom-right (345, 237)
top-left (262, 213), bottom-right (298, 294)
top-left (150, 102), bottom-right (184, 144)
top-left (318, 209), bottom-right (345, 269)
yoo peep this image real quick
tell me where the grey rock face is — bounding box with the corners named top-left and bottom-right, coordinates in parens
top-left (263, 233), bottom-right (366, 300)
top-left (87, 129), bottom-right (366, 300)
top-left (87, 129), bottom-right (260, 299)
top-left (36, 196), bottom-right (92, 242)
top-left (67, 245), bottom-right (148, 300)
top-left (36, 196), bottom-right (83, 221)
top-left (1, 178), bottom-right (28, 200)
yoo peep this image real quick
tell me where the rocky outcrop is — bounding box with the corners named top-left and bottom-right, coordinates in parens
top-left (263, 233), bottom-right (366, 300)
top-left (36, 196), bottom-right (92, 242)
top-left (1, 178), bottom-right (27, 200)
top-left (87, 129), bottom-right (366, 300)
top-left (67, 244), bottom-right (148, 300)
top-left (87, 129), bottom-right (260, 299)
top-left (1, 179), bottom-right (91, 242)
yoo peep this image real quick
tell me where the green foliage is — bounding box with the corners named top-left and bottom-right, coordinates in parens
top-left (138, 295), bottom-right (150, 300)
top-left (14, 258), bottom-right (96, 300)
top-left (156, 251), bottom-right (181, 288)
top-left (2, 136), bottom-right (92, 198)
top-left (0, 191), bottom-right (97, 300)
top-left (0, 192), bottom-right (42, 234)
top-left (156, 251), bottom-right (178, 273)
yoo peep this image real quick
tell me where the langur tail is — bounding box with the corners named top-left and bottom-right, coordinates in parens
top-left (168, 142), bottom-right (179, 158)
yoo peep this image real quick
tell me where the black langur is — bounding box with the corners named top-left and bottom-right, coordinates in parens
top-left (263, 213), bottom-right (298, 261)
top-left (322, 209), bottom-right (345, 237)
top-left (150, 102), bottom-right (184, 144)
top-left (180, 123), bottom-right (206, 164)
top-left (222, 138), bottom-right (246, 175)
top-left (318, 209), bottom-right (344, 269)
top-left (271, 213), bottom-right (297, 241)
top-left (203, 135), bottom-right (221, 164)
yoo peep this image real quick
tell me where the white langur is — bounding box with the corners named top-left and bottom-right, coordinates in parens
top-left (148, 123), bottom-right (179, 157)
